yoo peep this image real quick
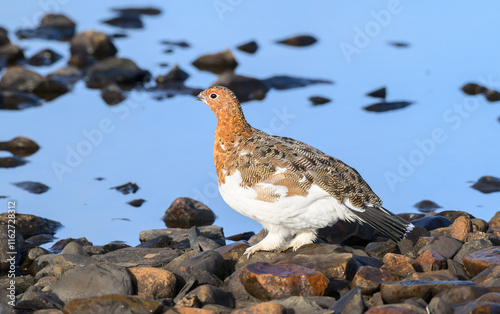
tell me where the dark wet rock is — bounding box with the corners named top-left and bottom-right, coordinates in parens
top-left (447, 259), bottom-right (470, 280)
top-left (471, 175), bottom-right (500, 193)
top-left (189, 226), bottom-right (222, 252)
top-left (27, 49), bottom-right (62, 66)
top-left (237, 41), bottom-right (258, 54)
top-left (263, 75), bottom-right (333, 90)
top-left (0, 44), bottom-right (24, 69)
top-left (463, 246), bottom-right (500, 277)
top-left (180, 284), bottom-right (235, 308)
top-left (273, 296), bottom-right (324, 313)
top-left (20, 246), bottom-right (50, 271)
top-left (100, 83), bottom-right (126, 105)
top-left (215, 242), bottom-right (250, 273)
top-left (233, 301), bottom-right (285, 313)
top-left (455, 301), bottom-right (500, 314)
top-left (366, 87), bottom-right (387, 99)
top-left (388, 41), bottom-right (410, 48)
top-left (461, 82), bottom-right (486, 95)
top-left (63, 295), bottom-right (163, 313)
top-left (192, 49), bottom-right (238, 74)
top-left (381, 253), bottom-right (416, 279)
top-left (171, 250), bottom-right (227, 280)
top-left (413, 200), bottom-right (442, 213)
top-left (0, 90), bottom-right (42, 110)
top-left (156, 64), bottom-right (189, 85)
top-left (83, 243), bottom-right (129, 256)
top-left (418, 236), bottom-right (463, 259)
top-left (51, 262), bottom-right (132, 303)
top-left (381, 280), bottom-right (475, 303)
top-left (16, 286), bottom-right (64, 311)
top-left (454, 238), bottom-right (492, 265)
top-left (102, 14), bottom-right (144, 29)
top-left (94, 247), bottom-right (180, 268)
top-left (407, 269), bottom-right (457, 281)
top-left (160, 40), bottom-right (190, 48)
top-left (0, 27), bottom-right (9, 46)
top-left (212, 72), bottom-right (269, 102)
top-left (163, 197), bottom-right (216, 229)
top-left (112, 7), bottom-right (162, 16)
top-left (472, 265), bottom-right (500, 286)
top-left (128, 266), bottom-right (177, 299)
top-left (127, 198), bottom-right (146, 208)
top-left (226, 232), bottom-right (255, 242)
top-left (365, 240), bottom-right (397, 259)
top-left (35, 252), bottom-right (96, 280)
top-left (412, 250), bottom-right (446, 272)
top-left (140, 225), bottom-right (225, 245)
top-left (329, 287), bottom-right (366, 314)
top-left (411, 216), bottom-right (452, 231)
top-left (86, 57), bottom-right (151, 89)
top-left (50, 237), bottom-right (92, 253)
top-left (398, 227), bottom-right (430, 256)
top-left (47, 66), bottom-right (81, 86)
top-left (11, 181), bottom-right (49, 194)
top-left (69, 30), bottom-right (117, 66)
top-left (471, 218), bottom-right (489, 232)
top-left (172, 265), bottom-right (223, 289)
top-left (136, 235), bottom-right (171, 249)
top-left (276, 35), bottom-right (317, 47)
top-left (0, 136), bottom-right (39, 157)
top-left (110, 182), bottom-right (139, 194)
top-left (309, 96), bottom-right (331, 106)
top-left (485, 89), bottom-right (500, 102)
top-left (436, 210), bottom-right (474, 222)
top-left (366, 303), bottom-right (426, 314)
top-left (0, 156), bottom-right (26, 168)
top-left (351, 265), bottom-right (395, 294)
top-left (0, 66), bottom-right (44, 92)
top-left (240, 262), bottom-right (329, 301)
top-left (429, 285), bottom-right (500, 314)
top-left (111, 33), bottom-right (128, 39)
top-left (364, 101), bottom-right (413, 112)
top-left (0, 225), bottom-right (24, 270)
top-left (16, 14), bottom-right (76, 41)
top-left (32, 78), bottom-right (69, 101)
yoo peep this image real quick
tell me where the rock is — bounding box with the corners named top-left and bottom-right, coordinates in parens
top-left (192, 49), bottom-right (238, 74)
top-left (273, 296), bottom-right (324, 313)
top-left (380, 253), bottom-right (416, 279)
top-left (32, 77), bottom-right (69, 101)
top-left (173, 265), bottom-right (223, 288)
top-left (471, 176), bottom-right (500, 193)
top-left (156, 64), bottom-right (189, 85)
top-left (351, 266), bottom-right (395, 294)
top-left (247, 229), bottom-right (267, 245)
top-left (101, 83), bottom-right (126, 105)
top-left (436, 210), bottom-right (475, 222)
top-left (212, 72), bottom-right (269, 102)
top-left (380, 280), bottom-right (475, 303)
top-left (0, 213), bottom-right (61, 239)
top-left (83, 242), bottom-right (130, 255)
top-left (47, 66), bottom-right (81, 86)
top-left (365, 240), bottom-right (397, 259)
top-left (163, 197), bottom-right (215, 228)
top-left (429, 285), bottom-right (500, 314)
top-left (128, 267), bottom-right (177, 299)
top-left (263, 75), bottom-right (332, 90)
top-left (309, 96), bottom-right (331, 106)
top-left (477, 292), bottom-right (500, 302)
top-left (0, 91), bottom-right (42, 110)
top-left (440, 216), bottom-right (472, 241)
top-left (447, 259), bottom-right (469, 280)
top-left (0, 43), bottom-right (24, 68)
top-left (388, 41), bottom-right (411, 48)
top-left (174, 277), bottom-right (199, 303)
top-left (363, 101), bottom-right (413, 112)
top-left (240, 262), bottom-right (329, 301)
top-left (22, 246), bottom-right (51, 268)
top-left (485, 89), bottom-right (500, 102)
top-left (51, 262), bottom-right (132, 303)
top-left (215, 242), bottom-right (250, 274)
top-left (232, 301), bottom-right (285, 314)
top-left (0, 225), bottom-right (24, 269)
top-left (412, 250), bottom-right (446, 272)
top-left (276, 35), bottom-right (317, 47)
top-left (463, 246), bottom-right (500, 277)
top-left (472, 265), bottom-right (500, 286)
top-left (455, 301), bottom-right (500, 314)
top-left (140, 225), bottom-right (225, 245)
top-left (365, 303), bottom-right (426, 314)
top-left (181, 284), bottom-right (235, 308)
top-left (202, 304), bottom-right (234, 313)
top-left (70, 30), bottom-right (117, 66)
top-left (112, 7), bottom-right (162, 15)
top-left (160, 40), bottom-right (190, 48)
top-left (461, 82), bottom-right (486, 95)
top-left (418, 236), bottom-right (463, 259)
top-left (236, 41), bottom-right (258, 54)
top-left (226, 232), bottom-right (254, 242)
top-left (27, 49), bottom-right (62, 66)
top-left (16, 13), bottom-right (76, 41)
top-left (63, 295), bottom-right (163, 313)
top-left (471, 218), bottom-right (488, 232)
top-left (329, 288), bottom-right (366, 314)
top-left (413, 200), bottom-right (442, 213)
top-left (35, 252), bottom-right (95, 279)
top-left (16, 286), bottom-right (64, 311)
top-left (50, 237), bottom-right (92, 253)
top-left (489, 211), bottom-right (500, 235)
top-left (366, 292), bottom-right (384, 309)
top-left (366, 87), bottom-right (387, 99)
top-left (136, 235), bottom-right (171, 248)
top-left (0, 66), bottom-right (44, 93)
top-left (411, 216), bottom-right (452, 231)
top-left (110, 182), bottom-right (139, 194)
top-left (0, 156), bottom-right (28, 168)
top-left (93, 247), bottom-right (180, 268)
top-left (127, 199), bottom-right (146, 208)
top-left (102, 15), bottom-right (144, 29)
top-left (189, 226), bottom-right (222, 251)
top-left (0, 275), bottom-right (35, 295)
top-left (0, 136), bottom-right (39, 157)
top-left (0, 27), bottom-right (9, 46)
top-left (407, 269), bottom-right (457, 281)
top-left (86, 57), bottom-right (150, 89)
top-left (172, 250), bottom-right (227, 280)
top-left (60, 242), bottom-right (89, 256)
top-left (30, 254), bottom-right (57, 275)
top-left (454, 238), bottom-right (492, 265)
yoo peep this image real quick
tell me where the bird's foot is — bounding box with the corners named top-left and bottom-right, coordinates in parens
top-left (280, 231), bottom-right (317, 252)
top-left (243, 233), bottom-right (287, 259)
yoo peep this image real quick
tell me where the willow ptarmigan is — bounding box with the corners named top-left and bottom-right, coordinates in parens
top-left (196, 86), bottom-right (414, 256)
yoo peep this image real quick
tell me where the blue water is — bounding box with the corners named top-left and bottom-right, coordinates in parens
top-left (1, 1), bottom-right (499, 246)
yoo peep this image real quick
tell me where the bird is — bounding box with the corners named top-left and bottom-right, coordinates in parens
top-left (196, 86), bottom-right (414, 256)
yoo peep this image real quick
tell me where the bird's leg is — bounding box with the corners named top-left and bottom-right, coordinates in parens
top-left (281, 230), bottom-right (317, 252)
top-left (244, 232), bottom-right (286, 258)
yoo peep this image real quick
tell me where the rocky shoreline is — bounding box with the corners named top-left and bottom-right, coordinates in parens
top-left (1, 197), bottom-right (500, 313)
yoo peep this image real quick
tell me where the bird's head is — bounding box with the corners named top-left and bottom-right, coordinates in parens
top-left (196, 86), bottom-right (240, 113)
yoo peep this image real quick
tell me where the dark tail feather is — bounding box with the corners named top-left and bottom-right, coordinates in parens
top-left (348, 205), bottom-right (414, 242)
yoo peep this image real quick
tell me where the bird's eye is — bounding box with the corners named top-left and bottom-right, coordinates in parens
top-left (210, 93), bottom-right (218, 99)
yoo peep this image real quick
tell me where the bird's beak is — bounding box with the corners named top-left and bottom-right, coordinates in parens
top-left (195, 95), bottom-right (203, 101)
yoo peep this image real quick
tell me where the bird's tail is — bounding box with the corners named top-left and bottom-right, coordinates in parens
top-left (347, 205), bottom-right (414, 242)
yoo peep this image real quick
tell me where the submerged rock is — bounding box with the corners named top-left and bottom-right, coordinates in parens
top-left (0, 43), bottom-right (24, 68)
top-left (213, 72), bottom-right (269, 102)
top-left (27, 48), bottom-right (63, 66)
top-left (309, 96), bottom-right (331, 106)
top-left (461, 83), bottom-right (487, 95)
top-left (264, 75), bottom-right (333, 90)
top-left (112, 7), bottom-right (162, 16)
top-left (237, 40), bottom-right (258, 54)
top-left (0, 213), bottom-right (62, 238)
top-left (366, 87), bottom-right (387, 99)
top-left (364, 101), bottom-right (413, 112)
top-left (276, 35), bottom-right (318, 47)
top-left (16, 13), bottom-right (76, 41)
top-left (69, 30), bottom-right (117, 67)
top-left (102, 15), bottom-right (143, 29)
top-left (413, 200), bottom-right (442, 213)
top-left (0, 66), bottom-right (44, 93)
top-left (11, 181), bottom-right (50, 194)
top-left (127, 199), bottom-right (146, 208)
top-left (110, 182), bottom-right (139, 194)
top-left (472, 176), bottom-right (500, 193)
top-left (85, 57), bottom-right (150, 89)
top-left (192, 49), bottom-right (238, 74)
top-left (155, 64), bottom-right (189, 86)
top-left (100, 83), bottom-right (126, 105)
top-left (0, 136), bottom-right (40, 157)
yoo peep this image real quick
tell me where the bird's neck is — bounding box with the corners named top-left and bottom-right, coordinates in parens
top-left (214, 105), bottom-right (252, 143)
